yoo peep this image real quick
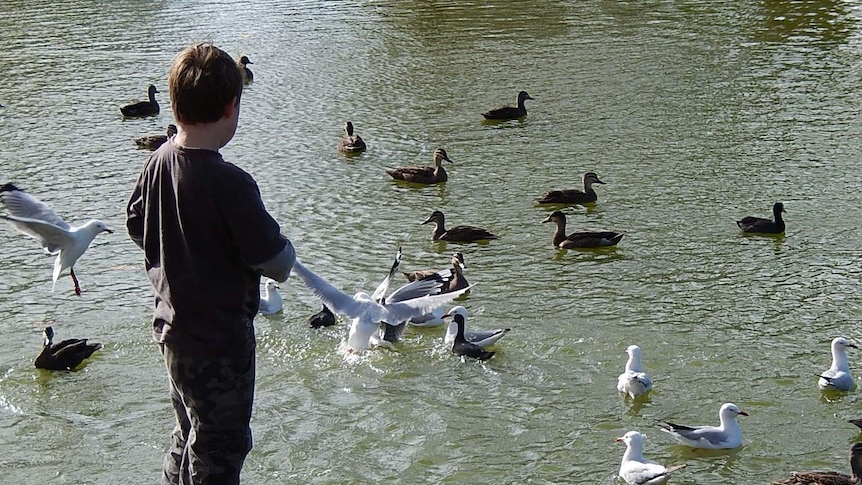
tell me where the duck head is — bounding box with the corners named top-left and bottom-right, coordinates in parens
top-left (422, 210), bottom-right (445, 226)
top-left (541, 211), bottom-right (566, 225)
top-left (239, 55), bottom-right (253, 66)
top-left (433, 148), bottom-right (454, 165)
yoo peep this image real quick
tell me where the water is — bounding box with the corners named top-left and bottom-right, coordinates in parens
top-left (1, 1), bottom-right (862, 483)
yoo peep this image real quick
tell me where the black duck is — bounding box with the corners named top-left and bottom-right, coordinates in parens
top-left (337, 121), bottom-right (366, 153)
top-left (535, 172), bottom-right (605, 205)
top-left (737, 202), bottom-right (786, 234)
top-left (482, 90), bottom-right (533, 121)
top-left (773, 442), bottom-right (862, 484)
top-left (541, 210), bottom-right (624, 248)
top-left (133, 124), bottom-right (177, 151)
top-left (34, 326), bottom-right (101, 371)
top-left (238, 55), bottom-right (254, 84)
top-left (422, 210), bottom-right (497, 242)
top-left (386, 148), bottom-right (453, 184)
top-left (307, 304), bottom-right (337, 328)
top-left (120, 84), bottom-right (159, 118)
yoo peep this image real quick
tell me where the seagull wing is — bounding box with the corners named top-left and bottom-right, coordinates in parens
top-left (371, 246), bottom-right (402, 302)
top-left (0, 214), bottom-right (74, 254)
top-left (386, 276), bottom-right (445, 304)
top-left (291, 261), bottom-right (372, 318)
top-left (383, 285), bottom-right (473, 323)
top-left (0, 187), bottom-right (70, 230)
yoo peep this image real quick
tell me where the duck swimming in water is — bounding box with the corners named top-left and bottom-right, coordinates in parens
top-left (773, 442), bottom-right (862, 485)
top-left (386, 148), bottom-right (453, 184)
top-left (422, 210), bottom-right (497, 243)
top-left (737, 202), bottom-right (786, 234)
top-left (238, 55), bottom-right (254, 84)
top-left (482, 90), bottom-right (533, 121)
top-left (307, 304), bottom-right (337, 328)
top-left (120, 84), bottom-right (159, 118)
top-left (34, 326), bottom-right (101, 371)
top-left (403, 252), bottom-right (469, 294)
top-left (535, 172), bottom-right (605, 205)
top-left (133, 124), bottom-right (177, 151)
top-left (540, 211), bottom-right (623, 248)
top-left (337, 121), bottom-right (366, 153)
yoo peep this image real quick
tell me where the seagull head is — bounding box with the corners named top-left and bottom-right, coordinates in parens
top-left (834, 337), bottom-right (857, 350)
top-left (614, 430), bottom-right (644, 449)
top-left (442, 306), bottom-right (468, 319)
top-left (720, 402), bottom-right (748, 419)
top-left (83, 220), bottom-right (113, 235)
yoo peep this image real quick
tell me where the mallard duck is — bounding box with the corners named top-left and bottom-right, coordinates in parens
top-left (535, 172), bottom-right (605, 205)
top-left (386, 148), bottom-right (453, 184)
top-left (238, 55), bottom-right (254, 84)
top-left (451, 313), bottom-right (495, 360)
top-left (659, 402), bottom-right (747, 450)
top-left (443, 306), bottom-right (509, 348)
top-left (818, 337), bottom-right (857, 391)
top-left (540, 211), bottom-right (623, 248)
top-left (403, 252), bottom-right (469, 293)
top-left (422, 210), bottom-right (497, 242)
top-left (133, 124), bottom-right (177, 151)
top-left (737, 202), bottom-right (785, 234)
top-left (482, 90), bottom-right (533, 120)
top-left (34, 326), bottom-right (101, 371)
top-left (773, 442), bottom-right (862, 485)
top-left (307, 304), bottom-right (337, 328)
top-left (337, 121), bottom-right (367, 153)
top-left (120, 84), bottom-right (159, 118)
top-left (617, 345), bottom-right (653, 399)
top-left (616, 431), bottom-right (686, 485)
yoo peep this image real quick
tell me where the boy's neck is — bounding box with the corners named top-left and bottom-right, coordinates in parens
top-left (174, 120), bottom-right (231, 152)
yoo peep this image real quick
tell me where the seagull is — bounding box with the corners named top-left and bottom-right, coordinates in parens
top-left (818, 337), bottom-right (857, 391)
top-left (659, 402), bottom-right (748, 450)
top-left (450, 313), bottom-right (494, 360)
top-left (617, 345), bottom-right (653, 398)
top-left (442, 306), bottom-right (509, 348)
top-left (0, 183), bottom-right (112, 295)
top-left (258, 278), bottom-right (282, 315)
top-left (616, 431), bottom-right (686, 485)
top-left (773, 442), bottom-right (862, 485)
top-left (290, 259), bottom-right (471, 352)
top-left (34, 326), bottom-right (102, 371)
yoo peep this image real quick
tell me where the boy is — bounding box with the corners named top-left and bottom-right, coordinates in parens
top-left (126, 42), bottom-right (295, 485)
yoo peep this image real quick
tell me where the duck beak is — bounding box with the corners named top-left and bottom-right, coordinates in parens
top-left (594, 179), bottom-right (606, 185)
top-left (443, 155), bottom-right (454, 163)
top-left (421, 216), bottom-right (434, 225)
top-left (540, 215), bottom-right (552, 223)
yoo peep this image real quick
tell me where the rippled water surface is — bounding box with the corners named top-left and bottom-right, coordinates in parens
top-left (2, 1), bottom-right (862, 483)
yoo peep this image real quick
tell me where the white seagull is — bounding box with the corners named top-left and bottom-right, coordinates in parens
top-left (442, 306), bottom-right (509, 348)
top-left (291, 259), bottom-right (471, 352)
top-left (818, 337), bottom-right (857, 391)
top-left (0, 183), bottom-right (112, 295)
top-left (659, 402), bottom-right (748, 450)
top-left (617, 344), bottom-right (653, 398)
top-left (616, 431), bottom-right (686, 485)
top-left (258, 278), bottom-right (283, 315)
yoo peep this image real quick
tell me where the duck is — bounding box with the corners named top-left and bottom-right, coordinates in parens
top-left (422, 210), bottom-right (497, 242)
top-left (535, 172), bottom-right (605, 205)
top-left (773, 442), bottom-right (862, 485)
top-left (818, 337), bottom-right (857, 391)
top-left (34, 326), bottom-right (102, 371)
top-left (386, 148), bottom-right (454, 184)
top-left (403, 252), bottom-right (469, 294)
top-left (337, 121), bottom-right (367, 153)
top-left (617, 344), bottom-right (653, 399)
top-left (443, 306), bottom-right (509, 348)
top-left (307, 304), bottom-right (337, 328)
top-left (659, 402), bottom-right (748, 450)
top-left (482, 90), bottom-right (533, 121)
top-left (133, 124), bottom-right (177, 151)
top-left (120, 84), bottom-right (159, 118)
top-left (238, 55), bottom-right (253, 84)
top-left (616, 431), bottom-right (686, 485)
top-left (540, 211), bottom-right (623, 248)
top-left (258, 278), bottom-right (282, 315)
top-left (451, 313), bottom-right (495, 361)
top-left (737, 202), bottom-right (786, 234)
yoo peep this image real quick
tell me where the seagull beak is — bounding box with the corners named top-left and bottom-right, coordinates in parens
top-left (614, 437), bottom-right (624, 442)
top-left (104, 228), bottom-right (114, 234)
top-left (441, 314), bottom-right (452, 318)
top-left (849, 344), bottom-right (858, 349)
top-left (738, 411), bottom-right (749, 417)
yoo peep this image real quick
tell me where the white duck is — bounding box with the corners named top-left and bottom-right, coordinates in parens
top-left (818, 337), bottom-right (857, 391)
top-left (617, 345), bottom-right (653, 398)
top-left (442, 306), bottom-right (509, 348)
top-left (659, 402), bottom-right (748, 450)
top-left (258, 278), bottom-right (282, 315)
top-left (616, 431), bottom-right (685, 485)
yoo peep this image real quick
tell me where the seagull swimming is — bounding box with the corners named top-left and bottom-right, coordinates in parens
top-left (290, 259), bottom-right (471, 352)
top-left (659, 402), bottom-right (748, 450)
top-left (258, 278), bottom-right (283, 315)
top-left (616, 431), bottom-right (686, 485)
top-left (818, 337), bottom-right (857, 391)
top-left (442, 306), bottom-right (509, 348)
top-left (0, 183), bottom-right (112, 295)
top-left (617, 344), bottom-right (653, 398)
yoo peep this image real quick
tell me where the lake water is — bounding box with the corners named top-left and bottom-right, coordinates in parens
top-left (2, 1), bottom-right (862, 483)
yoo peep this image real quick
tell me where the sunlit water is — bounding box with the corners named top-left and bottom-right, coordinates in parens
top-left (2, 1), bottom-right (862, 483)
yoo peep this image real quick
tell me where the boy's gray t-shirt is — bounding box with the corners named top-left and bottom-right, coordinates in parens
top-left (126, 141), bottom-right (291, 355)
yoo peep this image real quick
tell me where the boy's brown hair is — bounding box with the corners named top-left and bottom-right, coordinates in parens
top-left (168, 43), bottom-right (243, 124)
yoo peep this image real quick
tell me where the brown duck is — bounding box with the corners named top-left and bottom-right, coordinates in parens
top-left (541, 211), bottom-right (624, 248)
top-left (536, 172), bottom-right (605, 205)
top-left (386, 148), bottom-right (453, 184)
top-left (773, 442), bottom-right (862, 484)
top-left (238, 55), bottom-right (254, 84)
top-left (34, 326), bottom-right (101, 371)
top-left (403, 252), bottom-right (469, 294)
top-left (422, 210), bottom-right (497, 242)
top-left (134, 124), bottom-right (177, 151)
top-left (337, 121), bottom-right (367, 153)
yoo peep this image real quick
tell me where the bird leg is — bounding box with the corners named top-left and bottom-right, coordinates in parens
top-left (70, 268), bottom-right (81, 296)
